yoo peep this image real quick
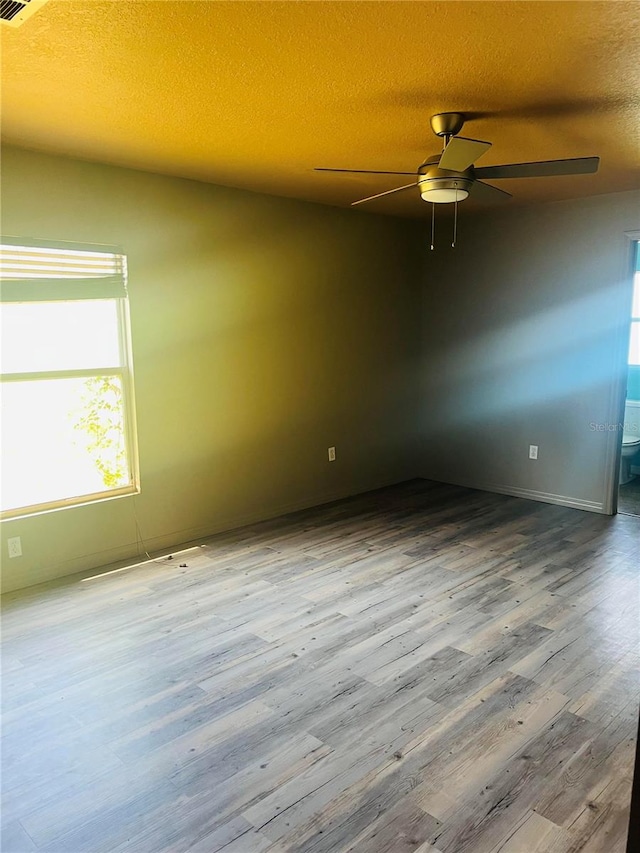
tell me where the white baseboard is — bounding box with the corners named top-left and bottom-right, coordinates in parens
top-left (419, 475), bottom-right (607, 514)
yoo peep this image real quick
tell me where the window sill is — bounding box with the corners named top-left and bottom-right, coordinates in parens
top-left (0, 485), bottom-right (140, 522)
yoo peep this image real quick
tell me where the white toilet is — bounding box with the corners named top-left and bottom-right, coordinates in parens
top-left (620, 433), bottom-right (640, 484)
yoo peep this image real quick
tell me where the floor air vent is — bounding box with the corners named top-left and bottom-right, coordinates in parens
top-left (1, 0), bottom-right (49, 27)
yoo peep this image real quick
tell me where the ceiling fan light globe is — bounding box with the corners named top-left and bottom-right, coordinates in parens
top-left (421, 187), bottom-right (469, 203)
top-left (418, 174), bottom-right (472, 203)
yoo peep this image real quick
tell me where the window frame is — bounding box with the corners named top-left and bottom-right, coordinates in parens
top-left (0, 237), bottom-right (140, 520)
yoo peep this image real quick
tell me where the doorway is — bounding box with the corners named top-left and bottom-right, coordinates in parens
top-left (617, 238), bottom-right (640, 516)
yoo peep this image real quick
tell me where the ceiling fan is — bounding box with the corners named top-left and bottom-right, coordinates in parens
top-left (315, 112), bottom-right (600, 209)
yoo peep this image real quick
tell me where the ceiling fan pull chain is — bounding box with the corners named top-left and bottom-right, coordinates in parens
top-left (452, 189), bottom-right (458, 248)
top-left (431, 203), bottom-right (435, 251)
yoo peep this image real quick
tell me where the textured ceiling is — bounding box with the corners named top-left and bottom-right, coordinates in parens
top-left (1, 1), bottom-right (639, 217)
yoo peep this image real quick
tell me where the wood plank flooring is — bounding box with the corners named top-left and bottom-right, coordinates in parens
top-left (1, 479), bottom-right (639, 853)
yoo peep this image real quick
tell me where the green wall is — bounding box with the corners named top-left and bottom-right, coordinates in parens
top-left (419, 190), bottom-right (640, 512)
top-left (0, 146), bottom-right (423, 592)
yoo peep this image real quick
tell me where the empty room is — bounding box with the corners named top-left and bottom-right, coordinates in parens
top-left (1, 2), bottom-right (639, 852)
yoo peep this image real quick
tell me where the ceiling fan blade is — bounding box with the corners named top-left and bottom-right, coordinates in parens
top-left (470, 180), bottom-right (513, 204)
top-left (475, 156), bottom-right (599, 180)
top-left (438, 137), bottom-right (492, 172)
top-left (351, 181), bottom-right (419, 206)
top-left (315, 168), bottom-right (416, 176)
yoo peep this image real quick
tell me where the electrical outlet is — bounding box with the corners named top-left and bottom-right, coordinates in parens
top-left (529, 445), bottom-right (539, 460)
top-left (328, 446), bottom-right (336, 462)
top-left (7, 536), bottom-right (22, 558)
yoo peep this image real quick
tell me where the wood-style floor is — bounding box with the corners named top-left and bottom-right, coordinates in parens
top-left (1, 480), bottom-right (639, 853)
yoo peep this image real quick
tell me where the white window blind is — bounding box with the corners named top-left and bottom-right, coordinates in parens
top-left (0, 241), bottom-right (127, 301)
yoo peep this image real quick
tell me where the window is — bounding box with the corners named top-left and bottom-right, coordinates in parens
top-left (0, 239), bottom-right (139, 518)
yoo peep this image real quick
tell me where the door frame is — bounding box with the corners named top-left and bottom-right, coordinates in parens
top-left (604, 230), bottom-right (640, 515)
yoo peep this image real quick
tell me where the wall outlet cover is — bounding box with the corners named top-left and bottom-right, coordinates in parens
top-left (7, 536), bottom-right (22, 558)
